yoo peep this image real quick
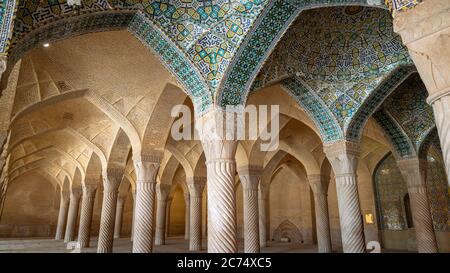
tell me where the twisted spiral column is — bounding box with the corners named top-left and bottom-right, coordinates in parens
top-left (165, 197), bottom-right (173, 239)
top-left (258, 189), bottom-right (267, 248)
top-left (324, 141), bottom-right (365, 253)
top-left (239, 166), bottom-right (261, 253)
top-left (308, 175), bottom-right (332, 253)
top-left (114, 196), bottom-right (126, 239)
top-left (64, 189), bottom-right (81, 243)
top-left (184, 193), bottom-right (190, 240)
top-left (155, 184), bottom-right (171, 245)
top-left (131, 191), bottom-right (135, 242)
top-left (187, 177), bottom-right (206, 251)
top-left (397, 158), bottom-right (438, 253)
top-left (132, 158), bottom-right (160, 253)
top-left (78, 184), bottom-right (97, 248)
top-left (429, 94), bottom-right (450, 186)
top-left (97, 169), bottom-right (122, 253)
top-left (196, 108), bottom-right (240, 253)
top-left (55, 190), bottom-right (70, 240)
top-left (206, 158), bottom-right (237, 253)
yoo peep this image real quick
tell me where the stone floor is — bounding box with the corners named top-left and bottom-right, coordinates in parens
top-left (0, 237), bottom-right (320, 253)
top-left (0, 237), bottom-right (408, 253)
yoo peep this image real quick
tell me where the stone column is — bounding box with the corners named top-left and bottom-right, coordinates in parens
top-left (55, 190), bottom-right (70, 240)
top-left (132, 156), bottom-right (160, 253)
top-left (184, 192), bottom-right (190, 240)
top-left (323, 141), bottom-right (365, 253)
top-left (428, 94), bottom-right (450, 185)
top-left (97, 169), bottom-right (122, 253)
top-left (114, 196), bottom-right (126, 239)
top-left (203, 196), bottom-right (208, 238)
top-left (196, 108), bottom-right (240, 253)
top-left (308, 175), bottom-right (332, 253)
top-left (397, 158), bottom-right (438, 253)
top-left (238, 166), bottom-right (262, 253)
top-left (78, 184), bottom-right (97, 248)
top-left (131, 190), bottom-right (135, 242)
top-left (258, 184), bottom-right (268, 248)
top-left (393, 0), bottom-right (450, 186)
top-left (64, 189), bottom-right (81, 243)
top-left (155, 184), bottom-right (171, 245)
top-left (0, 56), bottom-right (6, 82)
top-left (165, 197), bottom-right (173, 239)
top-left (187, 177), bottom-right (206, 251)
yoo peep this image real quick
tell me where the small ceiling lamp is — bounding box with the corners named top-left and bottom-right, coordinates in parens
top-left (43, 43), bottom-right (50, 48)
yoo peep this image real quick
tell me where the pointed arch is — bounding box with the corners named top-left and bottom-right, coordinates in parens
top-left (218, 0), bottom-right (387, 107)
top-left (3, 11), bottom-right (211, 110)
top-left (72, 167), bottom-right (82, 190)
top-left (85, 152), bottom-right (103, 186)
top-left (165, 144), bottom-right (193, 179)
top-left (107, 128), bottom-right (131, 171)
top-left (139, 84), bottom-right (188, 160)
top-left (281, 77), bottom-right (342, 143)
top-left (345, 65), bottom-right (416, 141)
top-left (373, 110), bottom-right (415, 159)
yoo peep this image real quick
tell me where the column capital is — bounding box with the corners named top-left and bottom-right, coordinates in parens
top-left (187, 177), bottom-right (206, 197)
top-left (392, 0), bottom-right (450, 96)
top-left (195, 107), bottom-right (241, 161)
top-left (133, 153), bottom-right (163, 166)
top-left (393, 0), bottom-right (449, 44)
top-left (84, 177), bottom-right (100, 185)
top-left (396, 157), bottom-right (427, 188)
top-left (70, 188), bottom-right (82, 200)
top-left (237, 165), bottom-right (263, 177)
top-left (187, 176), bottom-right (207, 185)
top-left (308, 174), bottom-right (330, 195)
top-left (61, 190), bottom-right (70, 201)
top-left (83, 184), bottom-right (98, 197)
top-left (323, 141), bottom-right (360, 175)
top-left (133, 160), bottom-right (160, 183)
top-left (156, 183), bottom-right (171, 201)
top-left (104, 167), bottom-right (124, 190)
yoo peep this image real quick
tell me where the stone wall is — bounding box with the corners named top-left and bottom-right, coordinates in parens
top-left (0, 172), bottom-right (58, 237)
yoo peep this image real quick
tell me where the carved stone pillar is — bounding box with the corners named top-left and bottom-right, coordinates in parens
top-left (55, 190), bottom-right (70, 240)
top-left (184, 192), bottom-right (190, 240)
top-left (64, 189), bottom-right (81, 243)
top-left (323, 141), bottom-right (365, 253)
top-left (97, 169), bottom-right (122, 253)
top-left (155, 183), bottom-right (171, 245)
top-left (308, 175), bottom-right (332, 253)
top-left (131, 190), bottom-right (135, 242)
top-left (114, 196), bottom-right (126, 239)
top-left (428, 94), bottom-right (450, 186)
top-left (393, 0), bottom-right (450, 186)
top-left (132, 157), bottom-right (160, 253)
top-left (196, 108), bottom-right (240, 253)
top-left (165, 197), bottom-right (173, 239)
top-left (78, 184), bottom-right (97, 248)
top-left (397, 158), bottom-right (438, 253)
top-left (0, 56), bottom-right (6, 82)
top-left (238, 166), bottom-right (262, 253)
top-left (258, 184), bottom-right (268, 248)
top-left (187, 177), bottom-right (206, 251)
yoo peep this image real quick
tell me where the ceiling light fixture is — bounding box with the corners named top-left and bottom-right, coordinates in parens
top-left (43, 43), bottom-right (50, 48)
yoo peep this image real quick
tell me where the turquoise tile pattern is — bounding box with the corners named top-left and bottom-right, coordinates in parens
top-left (374, 151), bottom-right (449, 232)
